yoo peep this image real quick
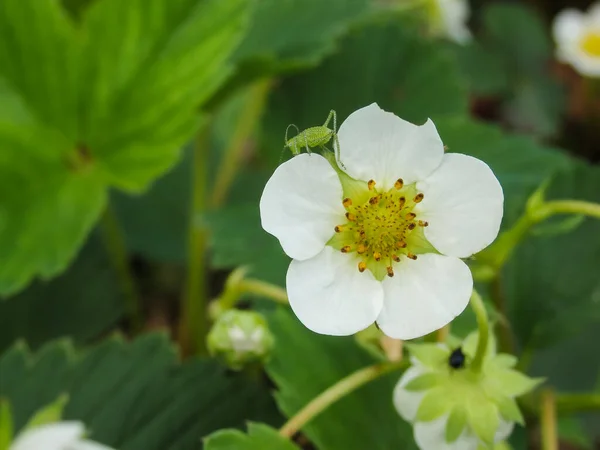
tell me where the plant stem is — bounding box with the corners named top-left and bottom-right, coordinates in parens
top-left (540, 390), bottom-right (558, 450)
top-left (209, 78), bottom-right (272, 208)
top-left (491, 274), bottom-right (515, 354)
top-left (534, 200), bottom-right (600, 221)
top-left (555, 393), bottom-right (600, 414)
top-left (278, 360), bottom-right (407, 438)
top-left (470, 289), bottom-right (489, 373)
top-left (179, 119), bottom-right (212, 356)
top-left (239, 279), bottom-right (288, 305)
top-left (100, 203), bottom-right (142, 332)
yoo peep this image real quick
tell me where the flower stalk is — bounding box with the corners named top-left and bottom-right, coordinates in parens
top-left (279, 360), bottom-right (407, 438)
top-left (469, 289), bottom-right (489, 373)
top-left (540, 389), bottom-right (558, 450)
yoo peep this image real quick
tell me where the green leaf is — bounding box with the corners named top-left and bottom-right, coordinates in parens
top-left (405, 344), bottom-right (450, 369)
top-left (466, 397), bottom-right (499, 446)
top-left (261, 19), bottom-right (468, 167)
top-left (494, 396), bottom-right (524, 426)
top-left (24, 395), bottom-right (69, 429)
top-left (445, 406), bottom-right (467, 443)
top-left (0, 0), bottom-right (249, 295)
top-left (205, 423), bottom-right (299, 450)
top-left (0, 232), bottom-right (124, 353)
top-left (266, 308), bottom-right (417, 450)
top-left (503, 163), bottom-right (600, 348)
top-left (415, 388), bottom-right (452, 422)
top-left (0, 400), bottom-right (13, 450)
top-left (557, 417), bottom-right (593, 449)
top-left (404, 373), bottom-right (444, 392)
top-left (0, 334), bottom-right (281, 449)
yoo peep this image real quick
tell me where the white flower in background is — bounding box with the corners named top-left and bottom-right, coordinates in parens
top-left (260, 103), bottom-right (503, 340)
top-left (427, 0), bottom-right (472, 44)
top-left (553, 2), bottom-right (600, 77)
top-left (393, 335), bottom-right (542, 450)
top-left (10, 422), bottom-right (113, 450)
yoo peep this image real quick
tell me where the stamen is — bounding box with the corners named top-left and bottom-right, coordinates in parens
top-left (386, 266), bottom-right (394, 277)
top-left (407, 253), bottom-right (418, 260)
top-left (373, 252), bottom-right (382, 261)
top-left (394, 178), bottom-right (404, 190)
top-left (334, 225), bottom-right (345, 233)
top-left (395, 241), bottom-right (407, 249)
top-left (392, 254), bottom-right (400, 262)
top-left (368, 179), bottom-right (376, 190)
top-left (407, 223), bottom-right (416, 230)
top-left (413, 193), bottom-right (424, 203)
top-left (358, 261), bottom-right (367, 273)
top-left (418, 220), bottom-right (429, 227)
top-left (345, 212), bottom-right (356, 221)
top-left (369, 196), bottom-right (379, 205)
top-left (343, 197), bottom-right (353, 207)
top-left (341, 245), bottom-right (351, 253)
top-left (398, 197), bottom-right (405, 208)
top-left (357, 244), bottom-right (366, 254)
top-left (405, 212), bottom-right (416, 220)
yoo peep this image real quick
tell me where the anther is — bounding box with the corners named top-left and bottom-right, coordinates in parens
top-left (405, 212), bottom-right (416, 220)
top-left (407, 253), bottom-right (418, 260)
top-left (373, 252), bottom-right (382, 261)
top-left (392, 254), bottom-right (400, 262)
top-left (418, 220), bottom-right (429, 227)
top-left (414, 193), bottom-right (424, 203)
top-left (386, 266), bottom-right (394, 277)
top-left (407, 223), bottom-right (416, 230)
top-left (368, 179), bottom-right (376, 190)
top-left (358, 261), bottom-right (367, 273)
top-left (341, 245), bottom-right (351, 253)
top-left (398, 197), bottom-right (406, 208)
top-left (334, 225), bottom-right (345, 233)
top-left (343, 198), bottom-right (353, 207)
top-left (357, 244), bottom-right (366, 254)
top-left (394, 178), bottom-right (404, 190)
top-left (369, 196), bottom-right (379, 205)
top-left (395, 241), bottom-right (407, 249)
top-left (345, 212), bottom-right (356, 221)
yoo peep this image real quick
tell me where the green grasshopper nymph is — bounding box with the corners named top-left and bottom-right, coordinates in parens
top-left (284, 110), bottom-right (344, 168)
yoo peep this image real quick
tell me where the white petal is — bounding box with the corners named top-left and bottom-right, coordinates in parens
top-left (415, 153), bottom-right (503, 258)
top-left (568, 52), bottom-right (600, 77)
top-left (286, 246), bottom-right (384, 336)
top-left (337, 103), bottom-right (444, 189)
top-left (439, 0), bottom-right (472, 44)
top-left (10, 422), bottom-right (85, 450)
top-left (377, 254), bottom-right (472, 340)
top-left (414, 416), bottom-right (480, 450)
top-left (588, 2), bottom-right (600, 23)
top-left (260, 153), bottom-right (345, 261)
top-left (495, 418), bottom-right (515, 442)
top-left (553, 9), bottom-right (584, 46)
top-left (393, 365), bottom-right (428, 422)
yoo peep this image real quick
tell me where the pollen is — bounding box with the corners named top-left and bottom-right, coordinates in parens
top-left (581, 31), bottom-right (600, 57)
top-left (331, 178), bottom-right (426, 278)
top-left (418, 220), bottom-right (429, 227)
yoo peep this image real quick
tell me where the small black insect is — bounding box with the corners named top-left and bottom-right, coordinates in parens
top-left (448, 347), bottom-right (466, 369)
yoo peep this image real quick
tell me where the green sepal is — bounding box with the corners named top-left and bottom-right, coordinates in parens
top-left (23, 394), bottom-right (69, 430)
top-left (463, 329), bottom-right (496, 361)
top-left (490, 354), bottom-right (518, 369)
top-left (321, 150), bottom-right (371, 205)
top-left (0, 400), bottom-right (14, 450)
top-left (445, 406), bottom-right (467, 443)
top-left (404, 373), bottom-right (444, 392)
top-left (415, 388), bottom-right (452, 422)
top-left (492, 370), bottom-right (544, 397)
top-left (466, 397), bottom-right (499, 446)
top-left (405, 343), bottom-right (449, 369)
top-left (495, 396), bottom-right (525, 426)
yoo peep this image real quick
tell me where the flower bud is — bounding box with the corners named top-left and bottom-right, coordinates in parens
top-left (207, 310), bottom-right (274, 370)
top-left (393, 331), bottom-right (543, 450)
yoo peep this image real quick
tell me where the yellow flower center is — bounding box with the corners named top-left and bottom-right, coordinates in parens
top-left (329, 178), bottom-right (435, 280)
top-left (580, 30), bottom-right (600, 57)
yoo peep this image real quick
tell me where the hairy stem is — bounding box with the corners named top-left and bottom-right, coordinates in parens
top-left (179, 119), bottom-right (212, 356)
top-left (540, 390), bottom-right (558, 450)
top-left (279, 360), bottom-right (407, 438)
top-left (209, 78), bottom-right (272, 208)
top-left (470, 289), bottom-right (489, 373)
top-left (239, 279), bottom-right (288, 305)
top-left (534, 199), bottom-right (600, 221)
top-left (100, 203), bottom-right (141, 332)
